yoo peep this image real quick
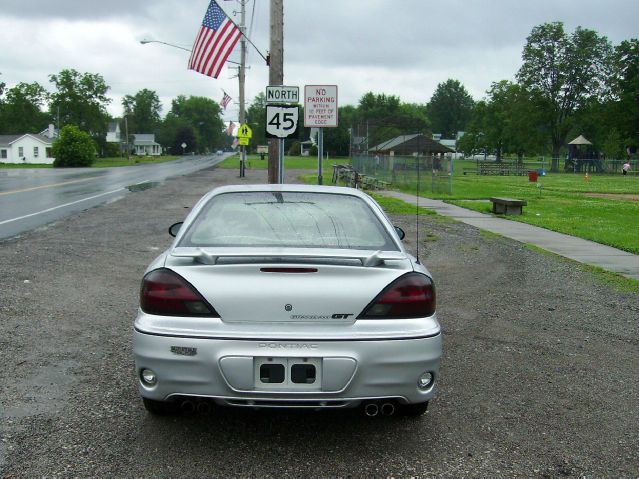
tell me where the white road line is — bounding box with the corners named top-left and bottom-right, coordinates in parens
top-left (0, 187), bottom-right (126, 226)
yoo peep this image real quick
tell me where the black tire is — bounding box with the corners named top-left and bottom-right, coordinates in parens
top-left (397, 401), bottom-right (429, 417)
top-left (142, 397), bottom-right (179, 416)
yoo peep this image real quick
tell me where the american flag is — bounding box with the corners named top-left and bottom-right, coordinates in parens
top-left (226, 121), bottom-right (235, 136)
top-left (188, 1), bottom-right (241, 79)
top-left (220, 91), bottom-right (232, 109)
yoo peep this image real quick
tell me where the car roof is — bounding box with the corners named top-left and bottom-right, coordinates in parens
top-left (206, 184), bottom-right (370, 198)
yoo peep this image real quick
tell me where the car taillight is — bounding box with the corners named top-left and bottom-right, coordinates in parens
top-left (140, 268), bottom-right (218, 317)
top-left (358, 273), bottom-right (435, 319)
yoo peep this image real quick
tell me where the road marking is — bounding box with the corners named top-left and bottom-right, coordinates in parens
top-left (0, 176), bottom-right (102, 196)
top-left (0, 187), bottom-right (126, 226)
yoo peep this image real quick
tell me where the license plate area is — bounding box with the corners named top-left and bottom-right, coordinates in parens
top-left (254, 357), bottom-right (322, 391)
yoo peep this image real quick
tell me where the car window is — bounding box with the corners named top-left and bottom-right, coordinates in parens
top-left (179, 191), bottom-right (398, 251)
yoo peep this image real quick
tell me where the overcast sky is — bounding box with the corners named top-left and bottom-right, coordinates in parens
top-left (1, 0), bottom-right (637, 123)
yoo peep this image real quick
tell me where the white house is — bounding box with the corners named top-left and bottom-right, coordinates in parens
top-left (132, 134), bottom-right (161, 156)
top-left (0, 133), bottom-right (55, 164)
top-left (107, 121), bottom-right (121, 143)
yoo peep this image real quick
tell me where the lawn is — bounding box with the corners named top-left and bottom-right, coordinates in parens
top-left (217, 154), bottom-right (349, 171)
top-left (0, 156), bottom-right (181, 169)
top-left (436, 170), bottom-right (639, 254)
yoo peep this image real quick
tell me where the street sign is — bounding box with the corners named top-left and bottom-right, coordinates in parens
top-left (238, 124), bottom-right (253, 139)
top-left (239, 137), bottom-right (250, 146)
top-left (266, 85), bottom-right (299, 104)
top-left (265, 105), bottom-right (299, 139)
top-left (304, 85), bottom-right (338, 127)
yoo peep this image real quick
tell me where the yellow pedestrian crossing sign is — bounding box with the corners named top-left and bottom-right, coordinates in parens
top-left (238, 124), bottom-right (253, 139)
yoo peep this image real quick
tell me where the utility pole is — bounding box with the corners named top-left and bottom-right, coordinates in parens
top-left (268, 0), bottom-right (283, 184)
top-left (238, 0), bottom-right (247, 177)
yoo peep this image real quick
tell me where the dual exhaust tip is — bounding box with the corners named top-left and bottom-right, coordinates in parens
top-left (364, 401), bottom-right (395, 417)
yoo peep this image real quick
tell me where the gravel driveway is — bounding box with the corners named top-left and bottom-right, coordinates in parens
top-left (1, 166), bottom-right (637, 477)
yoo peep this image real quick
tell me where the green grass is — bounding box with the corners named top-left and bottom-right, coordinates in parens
top-left (367, 193), bottom-right (437, 216)
top-left (0, 162), bottom-right (53, 168)
top-left (0, 156), bottom-right (181, 169)
top-left (217, 154), bottom-right (349, 171)
top-left (439, 172), bottom-right (639, 254)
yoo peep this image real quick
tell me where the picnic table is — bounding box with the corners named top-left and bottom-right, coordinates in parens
top-left (489, 197), bottom-right (527, 215)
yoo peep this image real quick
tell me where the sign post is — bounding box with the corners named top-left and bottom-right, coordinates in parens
top-left (265, 85), bottom-right (300, 184)
top-left (304, 85), bottom-right (338, 185)
top-left (237, 124), bottom-right (253, 177)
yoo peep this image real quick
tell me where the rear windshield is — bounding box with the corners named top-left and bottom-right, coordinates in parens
top-left (178, 191), bottom-right (398, 251)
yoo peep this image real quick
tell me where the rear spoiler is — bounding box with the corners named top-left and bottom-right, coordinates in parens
top-left (171, 247), bottom-right (407, 267)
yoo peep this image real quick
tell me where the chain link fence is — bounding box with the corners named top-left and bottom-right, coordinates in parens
top-left (351, 154), bottom-right (452, 194)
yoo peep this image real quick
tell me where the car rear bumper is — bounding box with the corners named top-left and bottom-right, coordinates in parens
top-left (133, 330), bottom-right (442, 407)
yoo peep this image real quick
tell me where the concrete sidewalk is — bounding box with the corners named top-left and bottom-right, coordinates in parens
top-left (380, 190), bottom-right (639, 281)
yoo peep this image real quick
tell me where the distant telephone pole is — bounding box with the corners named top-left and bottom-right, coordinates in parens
top-left (268, 0), bottom-right (284, 184)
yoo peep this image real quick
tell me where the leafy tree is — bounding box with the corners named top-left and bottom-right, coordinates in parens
top-left (426, 79), bottom-right (475, 138)
top-left (323, 105), bottom-right (356, 156)
top-left (246, 92), bottom-right (267, 147)
top-left (0, 82), bottom-right (50, 134)
top-left (52, 124), bottom-right (96, 167)
top-left (48, 69), bottom-right (111, 138)
top-left (610, 39), bottom-right (639, 151)
top-left (353, 92), bottom-right (430, 149)
top-left (516, 22), bottom-right (613, 170)
top-left (122, 89), bottom-right (162, 134)
top-left (162, 95), bottom-right (224, 153)
top-left (461, 81), bottom-right (542, 160)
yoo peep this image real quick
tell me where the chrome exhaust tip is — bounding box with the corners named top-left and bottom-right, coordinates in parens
top-left (381, 402), bottom-right (395, 416)
top-left (364, 402), bottom-right (379, 417)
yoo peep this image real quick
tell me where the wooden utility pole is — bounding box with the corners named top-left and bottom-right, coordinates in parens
top-left (268, 0), bottom-right (284, 184)
top-left (238, 0), bottom-right (247, 177)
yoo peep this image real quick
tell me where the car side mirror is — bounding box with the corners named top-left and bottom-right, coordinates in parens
top-left (169, 222), bottom-right (183, 237)
top-left (394, 226), bottom-right (405, 240)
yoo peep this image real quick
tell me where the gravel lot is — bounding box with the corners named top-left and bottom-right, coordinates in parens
top-left (1, 166), bottom-right (637, 477)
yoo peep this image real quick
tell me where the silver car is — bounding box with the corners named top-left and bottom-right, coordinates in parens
top-left (134, 184), bottom-right (441, 417)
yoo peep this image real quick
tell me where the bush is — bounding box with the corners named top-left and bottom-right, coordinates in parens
top-left (52, 125), bottom-right (96, 167)
top-left (310, 145), bottom-right (318, 156)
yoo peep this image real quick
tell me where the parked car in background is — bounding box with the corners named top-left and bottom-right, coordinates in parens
top-left (134, 184), bottom-right (441, 417)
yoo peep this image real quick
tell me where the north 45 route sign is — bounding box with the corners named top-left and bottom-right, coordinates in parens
top-left (265, 105), bottom-right (299, 138)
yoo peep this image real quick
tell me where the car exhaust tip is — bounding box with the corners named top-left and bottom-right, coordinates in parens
top-left (381, 402), bottom-right (395, 416)
top-left (181, 400), bottom-right (196, 414)
top-left (364, 402), bottom-right (379, 417)
top-left (196, 401), bottom-right (211, 414)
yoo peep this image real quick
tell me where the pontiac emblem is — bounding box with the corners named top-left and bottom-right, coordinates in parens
top-left (285, 304), bottom-right (293, 312)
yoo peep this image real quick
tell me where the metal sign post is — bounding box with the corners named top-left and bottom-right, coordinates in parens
top-left (304, 85), bottom-right (338, 185)
top-left (265, 85), bottom-right (300, 184)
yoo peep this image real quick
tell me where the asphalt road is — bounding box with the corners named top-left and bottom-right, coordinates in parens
top-left (0, 166), bottom-right (637, 477)
top-left (0, 154), bottom-right (231, 240)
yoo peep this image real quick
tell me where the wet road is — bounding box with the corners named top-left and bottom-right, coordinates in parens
top-left (0, 155), bottom-right (230, 240)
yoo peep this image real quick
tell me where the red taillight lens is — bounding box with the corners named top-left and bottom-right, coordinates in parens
top-left (358, 273), bottom-right (436, 319)
top-left (140, 269), bottom-right (218, 317)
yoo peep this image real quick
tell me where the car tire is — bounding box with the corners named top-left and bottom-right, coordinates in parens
top-left (142, 397), bottom-right (179, 416)
top-left (397, 401), bottom-right (429, 417)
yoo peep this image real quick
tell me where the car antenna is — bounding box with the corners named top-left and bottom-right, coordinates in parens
top-left (415, 155), bottom-right (420, 263)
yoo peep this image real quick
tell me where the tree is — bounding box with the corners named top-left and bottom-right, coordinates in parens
top-left (0, 82), bottom-right (50, 134)
top-left (48, 69), bottom-right (111, 138)
top-left (161, 95), bottom-right (225, 153)
top-left (353, 92), bottom-right (430, 149)
top-left (52, 125), bottom-right (96, 167)
top-left (426, 79), bottom-right (475, 138)
top-left (122, 89), bottom-right (162, 134)
top-left (516, 22), bottom-right (613, 170)
top-left (246, 92), bottom-right (267, 147)
top-left (610, 39), bottom-right (639, 151)
top-left (461, 81), bottom-right (543, 160)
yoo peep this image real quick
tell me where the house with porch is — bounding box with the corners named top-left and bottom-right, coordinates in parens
top-left (132, 134), bottom-right (162, 156)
